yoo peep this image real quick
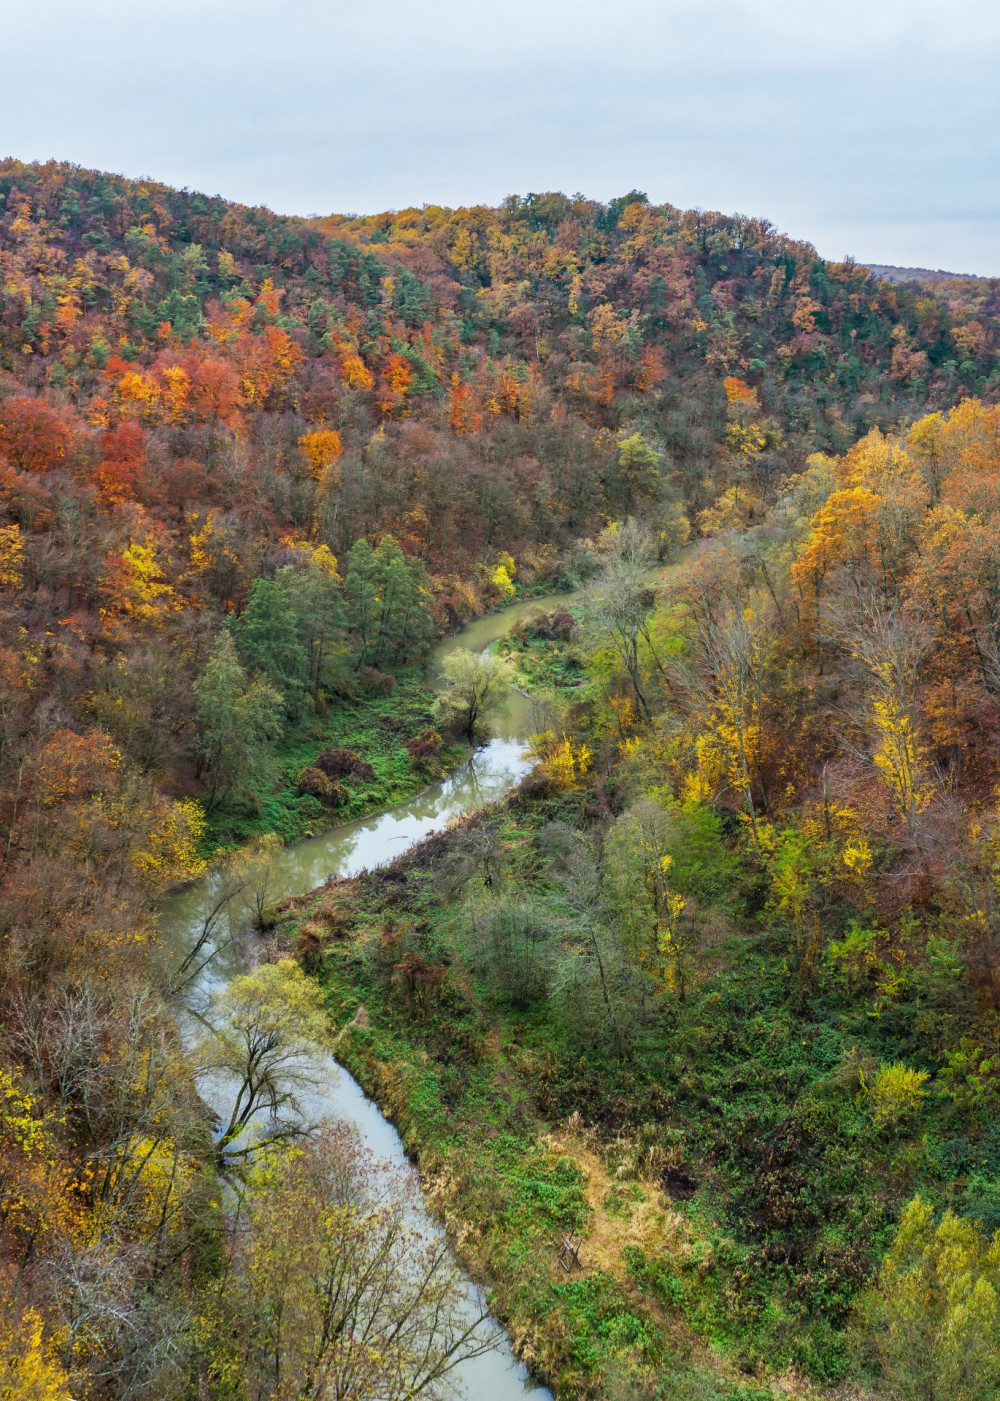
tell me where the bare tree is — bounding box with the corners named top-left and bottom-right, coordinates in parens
top-left (219, 1126), bottom-right (497, 1400)
top-left (197, 958), bottom-right (330, 1166)
top-left (588, 518), bottom-right (659, 721)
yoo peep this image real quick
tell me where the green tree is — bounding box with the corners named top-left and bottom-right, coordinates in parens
top-left (607, 430), bottom-right (665, 516)
top-left (230, 577), bottom-right (308, 718)
top-left (372, 534), bottom-right (434, 666)
top-left (275, 557), bottom-right (347, 704)
top-left (343, 538), bottom-right (380, 666)
top-left (437, 648), bottom-right (513, 741)
top-left (193, 632), bottom-right (284, 807)
top-left (344, 535), bottom-right (434, 670)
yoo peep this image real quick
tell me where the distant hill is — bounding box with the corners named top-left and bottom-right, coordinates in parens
top-left (866, 263), bottom-right (985, 284)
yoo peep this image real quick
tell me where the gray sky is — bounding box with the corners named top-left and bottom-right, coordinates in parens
top-left (2, 0), bottom-right (998, 273)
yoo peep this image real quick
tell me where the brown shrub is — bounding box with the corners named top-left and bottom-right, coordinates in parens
top-left (405, 729), bottom-right (442, 765)
top-left (358, 667), bottom-right (396, 695)
top-left (296, 766), bottom-right (349, 806)
top-left (315, 749), bottom-right (376, 783)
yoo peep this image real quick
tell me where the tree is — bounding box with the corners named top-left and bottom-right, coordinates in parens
top-left (855, 1196), bottom-right (1000, 1401)
top-left (0, 396), bottom-right (72, 474)
top-left (437, 648), bottom-right (513, 741)
top-left (230, 576), bottom-right (308, 718)
top-left (372, 535), bottom-right (434, 666)
top-left (689, 593), bottom-right (773, 848)
top-left (0, 1298), bottom-right (73, 1400)
top-left (343, 535), bottom-right (434, 671)
top-left (342, 538), bottom-right (380, 667)
top-left (198, 959), bottom-right (329, 1164)
top-left (604, 800), bottom-right (691, 996)
top-left (193, 632), bottom-right (284, 807)
top-left (849, 605), bottom-right (933, 844)
top-left (607, 431), bottom-right (664, 516)
top-left (589, 519), bottom-right (659, 721)
top-left (217, 1126), bottom-right (495, 1399)
top-left (274, 549), bottom-right (347, 704)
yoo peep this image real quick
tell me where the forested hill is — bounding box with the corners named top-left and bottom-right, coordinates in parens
top-left (2, 158), bottom-right (999, 582)
top-left (7, 160), bottom-right (1000, 1398)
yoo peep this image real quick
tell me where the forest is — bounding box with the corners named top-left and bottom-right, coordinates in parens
top-left (1, 157), bottom-right (1000, 1398)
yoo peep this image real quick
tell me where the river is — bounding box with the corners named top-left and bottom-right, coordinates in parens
top-left (159, 575), bottom-right (665, 1400)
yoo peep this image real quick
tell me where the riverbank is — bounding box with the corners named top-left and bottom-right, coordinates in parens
top-left (276, 792), bottom-right (786, 1401)
top-left (203, 674), bottom-right (467, 849)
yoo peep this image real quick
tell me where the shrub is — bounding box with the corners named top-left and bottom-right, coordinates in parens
top-left (863, 1061), bottom-right (930, 1129)
top-left (529, 730), bottom-right (592, 791)
top-left (315, 749), bottom-right (375, 783)
top-left (518, 608), bottom-right (577, 643)
top-left (468, 894), bottom-right (555, 1009)
top-left (296, 766), bottom-right (348, 807)
top-left (358, 666), bottom-right (396, 695)
top-left (405, 729), bottom-right (442, 767)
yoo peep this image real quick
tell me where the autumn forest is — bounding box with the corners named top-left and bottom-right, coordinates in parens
top-left (2, 157), bottom-right (1000, 1399)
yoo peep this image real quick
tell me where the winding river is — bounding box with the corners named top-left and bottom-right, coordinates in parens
top-left (160, 578), bottom-right (658, 1399)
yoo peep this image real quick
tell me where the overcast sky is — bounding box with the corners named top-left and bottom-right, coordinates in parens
top-left (2, 0), bottom-right (997, 273)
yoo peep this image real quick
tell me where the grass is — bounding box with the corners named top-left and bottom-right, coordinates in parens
top-left (274, 799), bottom-right (806, 1399)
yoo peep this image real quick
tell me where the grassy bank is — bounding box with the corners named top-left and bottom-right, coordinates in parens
top-left (272, 749), bottom-right (990, 1399)
top-left (205, 674), bottom-right (466, 848)
top-left (273, 792), bottom-right (808, 1401)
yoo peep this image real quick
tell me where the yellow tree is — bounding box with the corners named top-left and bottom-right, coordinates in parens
top-left (855, 1196), bottom-right (1000, 1401)
top-left (691, 595), bottom-right (773, 848)
top-left (851, 606), bottom-right (933, 843)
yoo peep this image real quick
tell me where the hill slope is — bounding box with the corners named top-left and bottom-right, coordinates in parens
top-left (3, 160), bottom-right (1000, 1400)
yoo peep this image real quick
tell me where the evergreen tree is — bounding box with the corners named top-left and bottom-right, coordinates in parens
top-left (343, 538), bottom-right (380, 668)
top-left (193, 632), bottom-right (285, 806)
top-left (230, 577), bottom-right (308, 718)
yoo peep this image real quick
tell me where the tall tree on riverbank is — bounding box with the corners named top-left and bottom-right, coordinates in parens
top-left (194, 633), bottom-right (285, 806)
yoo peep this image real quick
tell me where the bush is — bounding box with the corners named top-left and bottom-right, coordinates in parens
top-left (358, 666), bottom-right (396, 695)
top-left (468, 895), bottom-right (556, 1010)
top-left (517, 609), bottom-right (577, 643)
top-left (864, 1061), bottom-right (930, 1130)
top-left (296, 767), bottom-right (349, 807)
top-left (315, 749), bottom-right (376, 783)
top-left (405, 729), bottom-right (442, 767)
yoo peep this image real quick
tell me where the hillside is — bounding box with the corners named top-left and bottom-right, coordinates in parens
top-left (864, 263), bottom-right (986, 284)
top-left (3, 159), bottom-right (1000, 1400)
top-left (1, 161), bottom-right (998, 583)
